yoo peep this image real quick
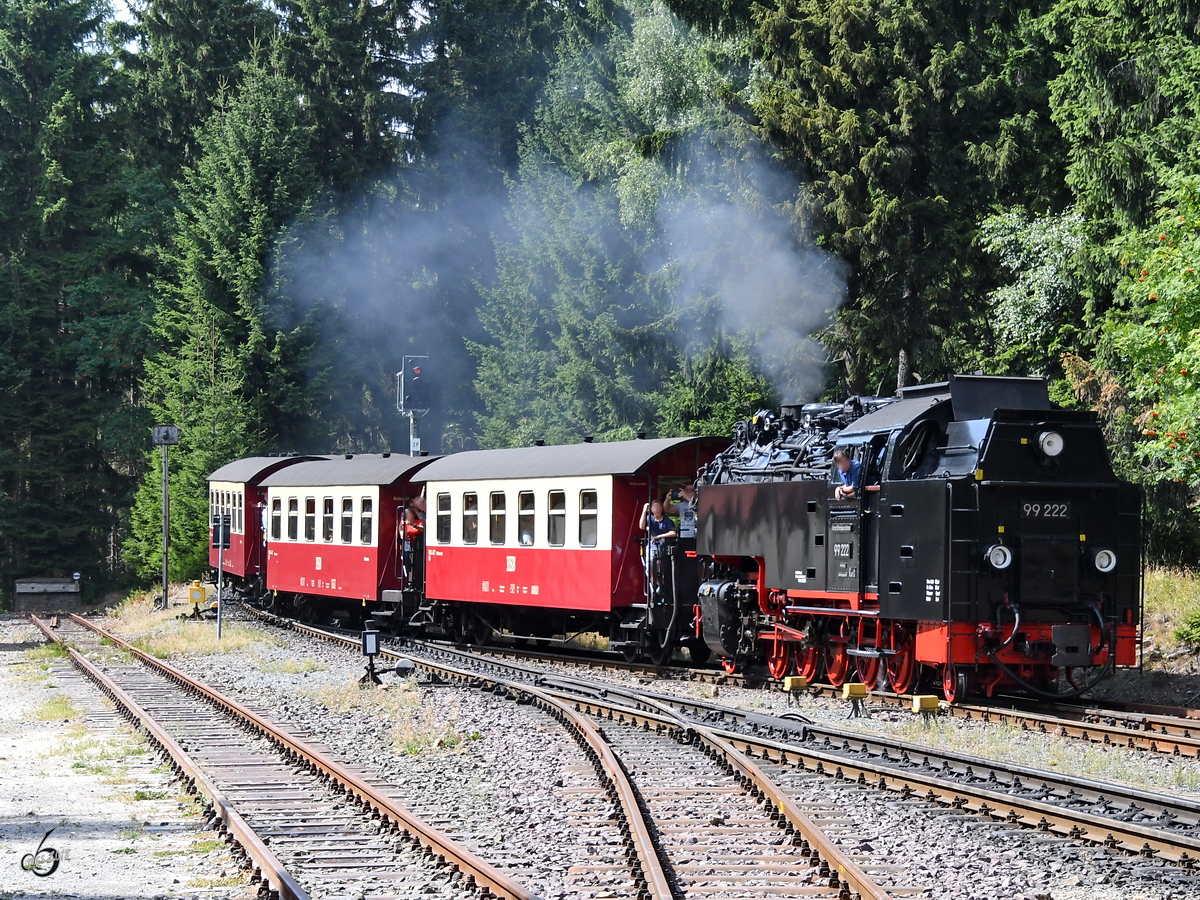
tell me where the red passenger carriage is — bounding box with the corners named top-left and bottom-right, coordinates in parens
top-left (207, 456), bottom-right (323, 592)
top-left (259, 454), bottom-right (435, 623)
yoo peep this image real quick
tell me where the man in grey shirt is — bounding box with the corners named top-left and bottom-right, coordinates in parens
top-left (667, 483), bottom-right (697, 552)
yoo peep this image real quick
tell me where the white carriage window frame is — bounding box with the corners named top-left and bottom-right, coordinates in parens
top-left (489, 492), bottom-right (506, 545)
top-left (287, 497), bottom-right (299, 541)
top-left (322, 497), bottom-right (334, 542)
top-left (270, 497), bottom-right (282, 540)
top-left (462, 492), bottom-right (478, 544)
top-left (340, 497), bottom-right (353, 544)
top-left (304, 497), bottom-right (316, 542)
top-left (579, 489), bottom-right (599, 548)
top-left (360, 497), bottom-right (373, 545)
top-left (436, 492), bottom-right (451, 544)
top-left (518, 491), bottom-right (535, 546)
top-left (547, 490), bottom-right (566, 547)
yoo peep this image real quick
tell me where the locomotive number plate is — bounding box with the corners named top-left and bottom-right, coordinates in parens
top-left (1020, 502), bottom-right (1071, 519)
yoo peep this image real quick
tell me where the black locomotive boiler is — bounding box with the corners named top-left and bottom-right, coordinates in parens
top-left (694, 375), bottom-right (1141, 700)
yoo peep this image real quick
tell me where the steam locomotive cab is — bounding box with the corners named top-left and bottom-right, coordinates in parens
top-left (697, 375), bottom-right (1142, 699)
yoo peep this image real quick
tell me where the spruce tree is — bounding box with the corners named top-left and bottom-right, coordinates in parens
top-left (115, 0), bottom-right (277, 175)
top-left (0, 0), bottom-right (153, 601)
top-left (753, 0), bottom-right (1065, 391)
top-left (126, 55), bottom-right (318, 579)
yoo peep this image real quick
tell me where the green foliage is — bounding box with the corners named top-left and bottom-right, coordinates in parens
top-left (474, 0), bottom-right (812, 446)
top-left (977, 208), bottom-right (1087, 375)
top-left (1046, 0), bottom-right (1200, 235)
top-left (658, 339), bottom-right (778, 436)
top-left (1104, 181), bottom-right (1200, 487)
top-left (0, 0), bottom-right (153, 598)
top-left (114, 0), bottom-right (278, 175)
top-left (274, 0), bottom-right (412, 190)
top-left (752, 0), bottom-right (1066, 392)
top-left (126, 56), bottom-right (318, 579)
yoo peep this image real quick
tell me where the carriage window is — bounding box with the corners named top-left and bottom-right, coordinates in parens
top-left (341, 498), bottom-right (353, 543)
top-left (360, 497), bottom-right (373, 544)
top-left (518, 492), bottom-right (535, 545)
top-left (271, 498), bottom-right (282, 540)
top-left (305, 498), bottom-right (316, 541)
top-left (236, 493), bottom-right (243, 533)
top-left (287, 497), bottom-right (299, 541)
top-left (490, 492), bottom-right (506, 544)
top-left (579, 490), bottom-right (598, 547)
top-left (463, 493), bottom-right (478, 544)
top-left (436, 493), bottom-right (451, 544)
top-left (322, 497), bottom-right (334, 542)
top-left (548, 490), bottom-right (566, 546)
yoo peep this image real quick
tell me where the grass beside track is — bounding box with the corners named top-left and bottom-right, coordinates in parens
top-left (104, 592), bottom-right (280, 658)
top-left (1146, 568), bottom-right (1200, 665)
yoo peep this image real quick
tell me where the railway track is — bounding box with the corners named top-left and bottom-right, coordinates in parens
top-left (241, 606), bottom-right (912, 899)
top-left (28, 614), bottom-right (542, 900)
top-left (397, 635), bottom-right (1200, 760)
top-left (48, 610), bottom-right (907, 900)
top-left (240, 609), bottom-right (1200, 877)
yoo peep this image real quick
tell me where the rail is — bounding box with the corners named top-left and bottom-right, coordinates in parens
top-left (28, 614), bottom-right (309, 900)
top-left (57, 614), bottom-right (540, 900)
top-left (248, 608), bottom-right (895, 899)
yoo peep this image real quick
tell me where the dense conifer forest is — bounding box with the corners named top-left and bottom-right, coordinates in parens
top-left (2, 0), bottom-right (1199, 597)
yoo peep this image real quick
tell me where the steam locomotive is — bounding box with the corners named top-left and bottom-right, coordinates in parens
top-left (210, 374), bottom-right (1140, 700)
top-left (694, 374), bottom-right (1141, 700)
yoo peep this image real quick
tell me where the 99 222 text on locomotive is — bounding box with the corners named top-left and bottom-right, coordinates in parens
top-left (207, 374), bottom-right (1140, 703)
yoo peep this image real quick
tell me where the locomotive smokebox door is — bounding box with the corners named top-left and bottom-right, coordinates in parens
top-left (1050, 624), bottom-right (1093, 667)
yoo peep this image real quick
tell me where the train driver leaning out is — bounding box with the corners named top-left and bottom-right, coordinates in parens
top-left (833, 448), bottom-right (862, 501)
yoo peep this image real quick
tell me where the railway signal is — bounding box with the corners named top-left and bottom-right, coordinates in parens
top-left (396, 355), bottom-right (430, 456)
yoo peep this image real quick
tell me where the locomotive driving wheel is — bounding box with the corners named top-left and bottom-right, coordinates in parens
top-left (795, 644), bottom-right (821, 682)
top-left (823, 621), bottom-right (850, 688)
top-left (766, 637), bottom-right (791, 680)
top-left (886, 623), bottom-right (917, 694)
top-left (855, 654), bottom-right (881, 690)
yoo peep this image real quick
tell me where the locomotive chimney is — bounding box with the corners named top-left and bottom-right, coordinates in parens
top-left (583, 435), bottom-right (594, 443)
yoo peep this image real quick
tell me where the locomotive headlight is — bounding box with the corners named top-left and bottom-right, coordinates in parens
top-left (1037, 430), bottom-right (1065, 457)
top-left (1093, 548), bottom-right (1118, 573)
top-left (986, 544), bottom-right (1014, 570)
